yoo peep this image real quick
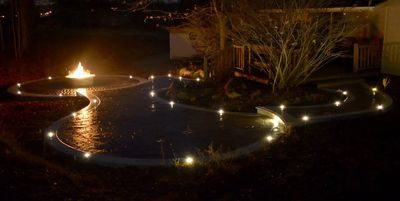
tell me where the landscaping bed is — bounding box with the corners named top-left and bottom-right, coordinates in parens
top-left (164, 77), bottom-right (345, 112)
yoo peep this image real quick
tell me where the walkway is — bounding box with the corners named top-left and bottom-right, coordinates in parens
top-left (7, 75), bottom-right (393, 166)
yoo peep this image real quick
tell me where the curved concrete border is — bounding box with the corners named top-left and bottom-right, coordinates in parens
top-left (257, 82), bottom-right (393, 126)
top-left (12, 75), bottom-right (391, 167)
top-left (9, 75), bottom-right (286, 167)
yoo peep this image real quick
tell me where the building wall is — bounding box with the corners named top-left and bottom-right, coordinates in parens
top-left (379, 2), bottom-right (400, 75)
top-left (169, 32), bottom-right (198, 59)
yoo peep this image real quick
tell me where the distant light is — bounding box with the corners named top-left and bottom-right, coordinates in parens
top-left (266, 135), bottom-right (273, 142)
top-left (302, 115), bottom-right (309, 122)
top-left (279, 104), bottom-right (285, 110)
top-left (169, 101), bottom-right (175, 108)
top-left (184, 156), bottom-right (194, 165)
top-left (218, 109), bottom-right (224, 116)
top-left (129, 75), bottom-right (133, 79)
top-left (17, 83), bottom-right (21, 87)
top-left (376, 104), bottom-right (384, 110)
top-left (59, 93), bottom-right (63, 97)
top-left (83, 152), bottom-right (91, 158)
top-left (17, 91), bottom-right (21, 95)
top-left (72, 112), bottom-right (77, 117)
top-left (48, 76), bottom-right (52, 80)
top-left (178, 76), bottom-right (182, 81)
top-left (334, 101), bottom-right (341, 107)
top-left (372, 87), bottom-right (378, 92)
top-left (47, 132), bottom-right (55, 138)
top-left (168, 73), bottom-right (172, 78)
top-left (342, 91), bottom-right (348, 95)
top-left (150, 91), bottom-right (155, 97)
top-left (149, 75), bottom-right (154, 80)
top-left (196, 78), bottom-right (200, 82)
top-left (93, 99), bottom-right (97, 103)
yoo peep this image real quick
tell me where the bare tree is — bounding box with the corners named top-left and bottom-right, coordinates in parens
top-left (174, 5), bottom-right (219, 80)
top-left (229, 0), bottom-right (356, 92)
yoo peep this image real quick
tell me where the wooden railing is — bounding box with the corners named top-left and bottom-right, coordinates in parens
top-left (353, 43), bottom-right (382, 72)
top-left (233, 45), bottom-right (246, 70)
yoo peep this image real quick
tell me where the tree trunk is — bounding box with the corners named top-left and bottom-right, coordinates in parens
top-left (9, 0), bottom-right (34, 59)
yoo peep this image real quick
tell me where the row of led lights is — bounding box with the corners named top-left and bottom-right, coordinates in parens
top-left (48, 130), bottom-right (194, 164)
top-left (279, 87), bottom-right (385, 124)
top-left (149, 74), bottom-right (201, 82)
top-left (33, 76), bottom-right (384, 166)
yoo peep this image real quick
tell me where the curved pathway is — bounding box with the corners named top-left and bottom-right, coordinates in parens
top-left (8, 75), bottom-right (392, 166)
top-left (8, 75), bottom-right (284, 166)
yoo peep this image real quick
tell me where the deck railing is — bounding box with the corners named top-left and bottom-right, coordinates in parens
top-left (353, 43), bottom-right (382, 72)
top-left (233, 45), bottom-right (246, 70)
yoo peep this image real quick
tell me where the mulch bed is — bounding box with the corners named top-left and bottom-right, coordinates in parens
top-left (164, 78), bottom-right (344, 113)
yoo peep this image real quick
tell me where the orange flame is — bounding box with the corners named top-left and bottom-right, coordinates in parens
top-left (66, 62), bottom-right (95, 79)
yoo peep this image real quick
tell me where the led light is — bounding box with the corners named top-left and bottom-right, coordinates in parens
top-left (17, 83), bottom-right (21, 87)
top-left (218, 109), bottom-right (224, 116)
top-left (266, 135), bottom-right (273, 142)
top-left (17, 91), bottom-right (21, 95)
top-left (83, 152), bottom-right (91, 158)
top-left (184, 156), bottom-right (194, 165)
top-left (302, 115), bottom-right (309, 122)
top-left (376, 104), bottom-right (384, 110)
top-left (342, 91), bottom-right (348, 95)
top-left (168, 73), bottom-right (172, 78)
top-left (178, 76), bottom-right (182, 81)
top-left (93, 99), bottom-right (97, 103)
top-left (169, 101), bottom-right (175, 108)
top-left (372, 87), bottom-right (378, 92)
top-left (196, 78), bottom-right (200, 82)
top-left (129, 75), bottom-right (133, 79)
top-left (272, 115), bottom-right (281, 128)
top-left (47, 132), bottom-right (55, 138)
top-left (272, 127), bottom-right (279, 132)
top-left (279, 104), bottom-right (285, 110)
top-left (150, 91), bottom-right (155, 97)
top-left (48, 76), bottom-right (52, 80)
top-left (334, 101), bottom-right (341, 107)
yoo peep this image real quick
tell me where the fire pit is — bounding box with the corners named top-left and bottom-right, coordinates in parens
top-left (65, 62), bottom-right (95, 87)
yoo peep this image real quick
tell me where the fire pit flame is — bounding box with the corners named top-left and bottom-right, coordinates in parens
top-left (66, 62), bottom-right (95, 79)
